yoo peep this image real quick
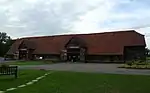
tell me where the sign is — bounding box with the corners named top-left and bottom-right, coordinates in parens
top-left (68, 46), bottom-right (79, 48)
top-left (20, 49), bottom-right (27, 51)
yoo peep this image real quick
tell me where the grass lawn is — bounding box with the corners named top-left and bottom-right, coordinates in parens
top-left (0, 69), bottom-right (47, 91)
top-left (0, 61), bottom-right (52, 66)
top-left (146, 57), bottom-right (150, 60)
top-left (1, 70), bottom-right (150, 93)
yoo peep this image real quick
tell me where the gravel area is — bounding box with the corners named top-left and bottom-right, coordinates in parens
top-left (19, 63), bottom-right (150, 75)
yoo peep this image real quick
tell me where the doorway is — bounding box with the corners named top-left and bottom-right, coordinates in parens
top-left (67, 48), bottom-right (80, 62)
top-left (19, 50), bottom-right (27, 60)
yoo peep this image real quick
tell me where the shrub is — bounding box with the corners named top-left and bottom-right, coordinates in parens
top-left (134, 60), bottom-right (147, 65)
top-left (126, 61), bottom-right (133, 66)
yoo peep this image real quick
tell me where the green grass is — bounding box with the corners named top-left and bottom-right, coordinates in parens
top-left (1, 61), bottom-right (52, 66)
top-left (0, 69), bottom-right (47, 91)
top-left (1, 71), bottom-right (149, 93)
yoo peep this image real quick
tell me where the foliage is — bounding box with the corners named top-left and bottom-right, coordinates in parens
top-left (126, 59), bottom-right (148, 66)
top-left (126, 61), bottom-right (133, 66)
top-left (145, 48), bottom-right (150, 56)
top-left (119, 64), bottom-right (150, 69)
top-left (119, 60), bottom-right (150, 69)
top-left (0, 32), bottom-right (13, 57)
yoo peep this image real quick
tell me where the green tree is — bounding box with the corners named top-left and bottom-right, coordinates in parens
top-left (145, 48), bottom-right (150, 57)
top-left (0, 32), bottom-right (13, 57)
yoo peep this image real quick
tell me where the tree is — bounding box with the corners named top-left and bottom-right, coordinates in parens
top-left (145, 48), bottom-right (150, 57)
top-left (0, 32), bottom-right (13, 57)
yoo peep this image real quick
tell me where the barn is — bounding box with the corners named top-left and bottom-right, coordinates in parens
top-left (6, 30), bottom-right (146, 63)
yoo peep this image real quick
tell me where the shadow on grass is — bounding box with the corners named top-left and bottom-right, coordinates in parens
top-left (0, 72), bottom-right (29, 82)
top-left (0, 76), bottom-right (16, 81)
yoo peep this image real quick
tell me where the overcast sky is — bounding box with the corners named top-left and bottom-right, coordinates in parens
top-left (0, 0), bottom-right (150, 48)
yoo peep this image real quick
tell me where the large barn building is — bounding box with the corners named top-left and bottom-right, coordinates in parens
top-left (6, 30), bottom-right (146, 63)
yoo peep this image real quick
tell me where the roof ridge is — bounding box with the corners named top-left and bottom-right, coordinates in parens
top-left (15, 30), bottom-right (136, 40)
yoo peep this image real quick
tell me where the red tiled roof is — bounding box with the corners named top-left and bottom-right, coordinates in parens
top-left (7, 30), bottom-right (146, 55)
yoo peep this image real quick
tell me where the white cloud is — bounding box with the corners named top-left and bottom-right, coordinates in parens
top-left (71, 0), bottom-right (117, 33)
top-left (0, 0), bottom-right (108, 38)
top-left (72, 0), bottom-right (150, 33)
top-left (0, 0), bottom-right (150, 48)
top-left (4, 24), bottom-right (26, 28)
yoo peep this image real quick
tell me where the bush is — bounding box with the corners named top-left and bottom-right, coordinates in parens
top-left (126, 61), bottom-right (133, 66)
top-left (133, 60), bottom-right (147, 65)
top-left (126, 60), bottom-right (147, 66)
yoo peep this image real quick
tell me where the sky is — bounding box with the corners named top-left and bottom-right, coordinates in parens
top-left (0, 0), bottom-right (150, 48)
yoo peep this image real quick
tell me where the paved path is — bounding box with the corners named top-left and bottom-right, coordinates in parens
top-left (19, 63), bottom-right (150, 75)
top-left (0, 57), bottom-right (4, 63)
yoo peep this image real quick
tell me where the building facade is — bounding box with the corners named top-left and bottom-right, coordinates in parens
top-left (6, 30), bottom-right (146, 63)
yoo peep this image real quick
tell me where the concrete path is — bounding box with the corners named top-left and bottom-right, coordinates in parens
top-left (19, 63), bottom-right (150, 75)
top-left (0, 57), bottom-right (4, 63)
